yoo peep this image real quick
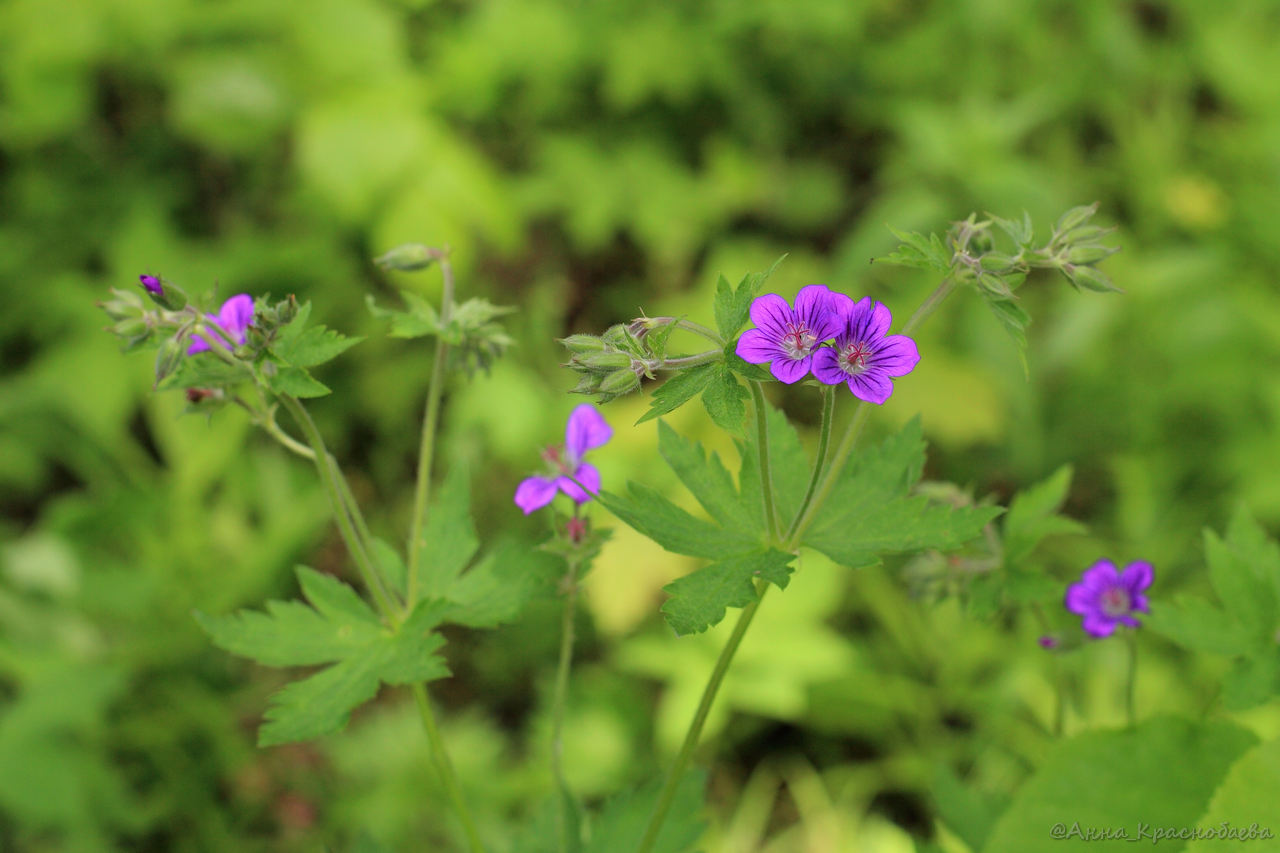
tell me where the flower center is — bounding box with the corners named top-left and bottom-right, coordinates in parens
top-left (542, 445), bottom-right (572, 474)
top-left (841, 341), bottom-right (873, 374)
top-left (781, 323), bottom-right (816, 359)
top-left (1100, 587), bottom-right (1131, 618)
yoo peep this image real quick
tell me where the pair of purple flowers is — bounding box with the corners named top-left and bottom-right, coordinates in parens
top-left (141, 276), bottom-right (255, 355)
top-left (735, 285), bottom-right (920, 404)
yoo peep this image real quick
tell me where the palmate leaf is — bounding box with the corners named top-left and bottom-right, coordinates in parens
top-left (660, 548), bottom-right (793, 636)
top-left (194, 567), bottom-right (451, 746)
top-left (712, 255), bottom-right (786, 341)
top-left (272, 302), bottom-right (364, 367)
top-left (801, 417), bottom-right (1003, 568)
top-left (584, 770), bottom-right (707, 853)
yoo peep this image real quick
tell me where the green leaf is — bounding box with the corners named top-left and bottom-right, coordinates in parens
top-left (596, 483), bottom-right (753, 560)
top-left (415, 464), bottom-right (480, 601)
top-left (1184, 738), bottom-right (1280, 852)
top-left (879, 227), bottom-right (950, 272)
top-left (803, 418), bottom-right (1002, 568)
top-left (584, 771), bottom-right (706, 853)
top-left (982, 717), bottom-right (1257, 853)
top-left (661, 548), bottom-right (794, 635)
top-left (266, 365), bottom-right (331, 398)
top-left (272, 323), bottom-right (362, 368)
top-left (1205, 529), bottom-right (1276, 639)
top-left (723, 350), bottom-right (773, 383)
top-left (984, 297), bottom-right (1031, 376)
top-left (737, 399), bottom-right (811, 529)
top-left (988, 210), bottom-right (1034, 248)
top-left (636, 362), bottom-right (716, 425)
top-left (444, 540), bottom-right (565, 628)
top-left (1222, 652), bottom-right (1280, 711)
top-left (1003, 465), bottom-right (1085, 564)
top-left (366, 291), bottom-right (440, 338)
top-left (713, 273), bottom-right (752, 341)
top-left (701, 365), bottom-right (748, 435)
top-left (1144, 597), bottom-right (1253, 657)
top-left (369, 537), bottom-right (406, 598)
top-left (195, 569), bottom-right (452, 745)
top-left (656, 421), bottom-right (753, 532)
top-left (932, 765), bottom-right (1008, 853)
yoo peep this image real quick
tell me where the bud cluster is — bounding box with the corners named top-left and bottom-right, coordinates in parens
top-left (560, 324), bottom-right (647, 402)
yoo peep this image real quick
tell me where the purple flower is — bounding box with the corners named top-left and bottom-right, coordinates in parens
top-left (1038, 635), bottom-right (1060, 649)
top-left (514, 404), bottom-right (612, 514)
top-left (188, 294), bottom-right (255, 355)
top-left (735, 285), bottom-right (847, 383)
top-left (811, 298), bottom-right (919, 404)
top-left (139, 274), bottom-right (163, 296)
top-left (1065, 559), bottom-right (1154, 638)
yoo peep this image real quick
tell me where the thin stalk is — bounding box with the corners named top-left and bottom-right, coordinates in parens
top-left (786, 277), bottom-right (958, 547)
top-left (650, 350), bottom-right (723, 371)
top-left (647, 317), bottom-right (723, 345)
top-left (1125, 631), bottom-right (1138, 728)
top-left (552, 551), bottom-right (583, 853)
top-left (749, 381), bottom-right (780, 542)
top-left (412, 684), bottom-right (487, 853)
top-left (635, 585), bottom-right (769, 853)
top-left (405, 256), bottom-right (456, 609)
top-left (784, 386), bottom-right (835, 542)
top-left (279, 395), bottom-right (398, 621)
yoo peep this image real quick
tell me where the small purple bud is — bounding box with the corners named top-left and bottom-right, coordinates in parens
top-left (1038, 635), bottom-right (1060, 649)
top-left (139, 274), bottom-right (163, 296)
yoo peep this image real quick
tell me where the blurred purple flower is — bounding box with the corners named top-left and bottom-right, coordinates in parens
top-left (735, 285), bottom-right (847, 383)
top-left (139, 274), bottom-right (163, 296)
top-left (188, 294), bottom-right (255, 355)
top-left (811, 297), bottom-right (919, 404)
top-left (1065, 559), bottom-right (1154, 638)
top-left (1038, 635), bottom-right (1060, 649)
top-left (515, 404), bottom-right (612, 514)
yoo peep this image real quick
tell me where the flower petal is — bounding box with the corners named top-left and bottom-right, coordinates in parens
top-left (846, 371), bottom-right (894, 404)
top-left (748, 293), bottom-right (794, 336)
top-left (218, 294), bottom-right (256, 341)
top-left (770, 355), bottom-right (811, 384)
top-left (514, 476), bottom-right (558, 514)
top-left (139, 274), bottom-right (163, 296)
top-left (810, 347), bottom-right (846, 385)
top-left (556, 462), bottom-right (601, 504)
top-left (1065, 582), bottom-right (1099, 615)
top-left (1116, 615), bottom-right (1141, 628)
top-left (1082, 613), bottom-right (1117, 637)
top-left (1120, 561), bottom-right (1154, 594)
top-left (871, 335), bottom-right (920, 377)
top-left (187, 334), bottom-right (212, 355)
top-left (1080, 560), bottom-right (1120, 590)
top-left (735, 328), bottom-right (782, 364)
top-left (565, 404), bottom-right (612, 460)
top-left (846, 298), bottom-right (891, 342)
top-left (794, 285), bottom-right (843, 340)
top-left (1130, 593), bottom-right (1150, 614)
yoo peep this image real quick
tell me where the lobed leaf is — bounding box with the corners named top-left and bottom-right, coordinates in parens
top-left (701, 365), bottom-right (748, 435)
top-left (636, 362), bottom-right (717, 425)
top-left (584, 770), bottom-right (706, 853)
top-left (661, 548), bottom-right (794, 635)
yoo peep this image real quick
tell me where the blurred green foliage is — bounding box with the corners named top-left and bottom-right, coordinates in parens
top-left (3, 0), bottom-right (1280, 850)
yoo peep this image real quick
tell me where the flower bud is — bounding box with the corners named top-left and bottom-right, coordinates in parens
top-left (597, 367), bottom-right (641, 396)
top-left (574, 350), bottom-right (632, 371)
top-left (374, 243), bottom-right (435, 271)
top-left (1064, 264), bottom-right (1121, 293)
top-left (1066, 245), bottom-right (1119, 264)
top-left (570, 373), bottom-right (603, 395)
top-left (99, 288), bottom-right (145, 321)
top-left (560, 334), bottom-right (607, 354)
top-left (1054, 203), bottom-right (1098, 235)
top-left (154, 337), bottom-right (186, 386)
top-left (978, 252), bottom-right (1018, 273)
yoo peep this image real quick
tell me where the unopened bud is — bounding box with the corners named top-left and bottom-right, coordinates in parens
top-left (601, 324), bottom-right (630, 348)
top-left (1064, 265), bottom-right (1121, 293)
top-left (978, 252), bottom-right (1018, 273)
top-left (1054, 203), bottom-right (1098, 235)
top-left (154, 337), bottom-right (186, 385)
top-left (560, 334), bottom-right (607, 355)
top-left (597, 367), bottom-right (641, 396)
top-left (570, 373), bottom-right (603, 395)
top-left (576, 351), bottom-right (632, 371)
top-left (99, 288), bottom-right (145, 321)
top-left (1066, 245), bottom-right (1119, 264)
top-left (374, 243), bottom-right (435, 272)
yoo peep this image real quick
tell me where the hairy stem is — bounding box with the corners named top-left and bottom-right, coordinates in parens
top-left (406, 255), bottom-right (456, 609)
top-left (552, 551), bottom-right (583, 853)
top-left (646, 317), bottom-right (724, 346)
top-left (784, 386), bottom-right (835, 542)
top-left (412, 684), bottom-right (487, 853)
top-left (749, 381), bottom-right (780, 542)
top-left (650, 349), bottom-right (724, 371)
top-left (636, 585), bottom-right (769, 853)
top-left (280, 395), bottom-right (398, 620)
top-left (1125, 631), bottom-right (1138, 728)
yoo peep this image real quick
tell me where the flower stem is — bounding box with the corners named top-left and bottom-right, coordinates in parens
top-left (650, 349), bottom-right (724, 371)
top-left (1125, 630), bottom-right (1138, 728)
top-left (412, 683), bottom-right (487, 853)
top-left (552, 550), bottom-right (583, 853)
top-left (646, 317), bottom-right (723, 346)
top-left (635, 584), bottom-right (769, 853)
top-left (784, 386), bottom-right (834, 543)
top-left (405, 254), bottom-right (456, 610)
top-left (279, 395), bottom-right (398, 621)
top-left (749, 381), bottom-right (780, 542)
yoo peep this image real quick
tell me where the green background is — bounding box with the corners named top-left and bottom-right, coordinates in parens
top-left (2, 0), bottom-right (1279, 850)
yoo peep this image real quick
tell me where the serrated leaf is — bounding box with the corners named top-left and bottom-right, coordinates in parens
top-left (661, 549), bottom-right (793, 635)
top-left (157, 353), bottom-right (247, 392)
top-left (724, 350), bottom-right (773, 382)
top-left (637, 362), bottom-right (718, 425)
top-left (416, 465), bottom-right (480, 601)
top-left (584, 770), bottom-right (706, 853)
top-left (366, 291), bottom-right (439, 338)
top-left (985, 297), bottom-right (1031, 376)
top-left (369, 537), bottom-right (406, 597)
top-left (444, 540), bottom-right (564, 628)
top-left (273, 323), bottom-right (362, 368)
top-left (1205, 530), bottom-right (1276, 638)
top-left (196, 572), bottom-right (452, 746)
top-left (1184, 738), bottom-right (1280, 852)
top-left (701, 365), bottom-right (748, 435)
top-left (267, 365), bottom-right (331, 398)
top-left (657, 421), bottom-right (753, 532)
top-left (988, 211), bottom-right (1033, 248)
top-left (880, 226), bottom-right (950, 272)
top-left (1144, 597), bottom-right (1253, 657)
top-left (932, 765), bottom-right (1008, 853)
top-left (1003, 466), bottom-right (1085, 564)
top-left (737, 399), bottom-right (811, 530)
top-left (714, 274), bottom-right (753, 341)
top-left (1222, 652), bottom-right (1280, 711)
top-left (596, 483), bottom-right (754, 559)
top-left (982, 717), bottom-right (1257, 853)
top-left (802, 418), bottom-right (1003, 567)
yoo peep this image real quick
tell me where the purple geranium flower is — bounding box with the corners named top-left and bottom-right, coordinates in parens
top-left (1065, 559), bottom-right (1154, 638)
top-left (811, 297), bottom-right (919, 404)
top-left (140, 274), bottom-right (163, 296)
top-left (735, 285), bottom-right (847, 383)
top-left (188, 294), bottom-right (255, 355)
top-left (514, 404), bottom-right (612, 514)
